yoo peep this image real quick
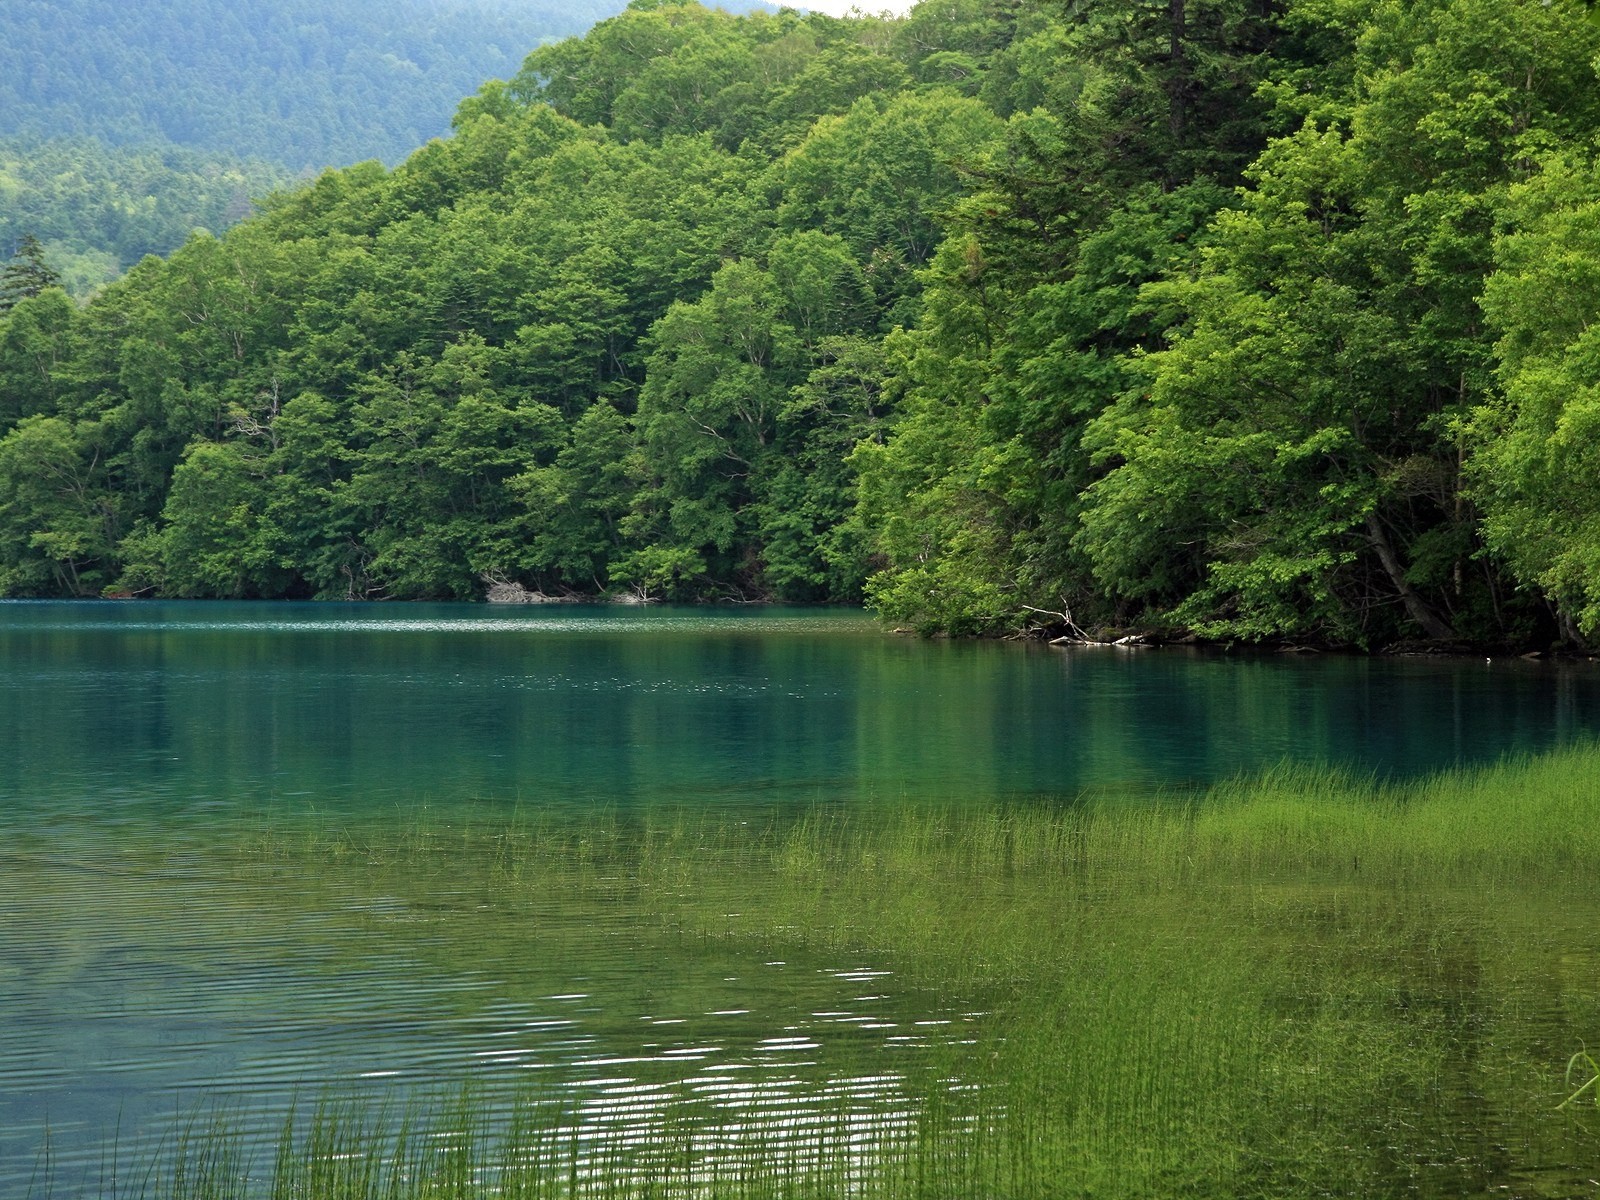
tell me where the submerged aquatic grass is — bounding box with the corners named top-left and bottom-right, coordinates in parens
top-left (44, 744), bottom-right (1600, 1199)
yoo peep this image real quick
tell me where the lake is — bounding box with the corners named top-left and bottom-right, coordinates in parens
top-left (3, 601), bottom-right (1599, 1196)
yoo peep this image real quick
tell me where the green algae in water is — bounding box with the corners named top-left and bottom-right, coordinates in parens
top-left (26, 747), bottom-right (1600, 1199)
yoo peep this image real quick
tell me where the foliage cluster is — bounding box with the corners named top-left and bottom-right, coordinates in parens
top-left (860, 0), bottom-right (1600, 644)
top-left (5, 0), bottom-right (1600, 646)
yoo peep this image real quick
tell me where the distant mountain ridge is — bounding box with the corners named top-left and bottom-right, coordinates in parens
top-left (2, 0), bottom-right (625, 169)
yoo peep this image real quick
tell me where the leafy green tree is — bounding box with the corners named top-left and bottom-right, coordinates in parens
top-left (767, 231), bottom-right (875, 350)
top-left (0, 415), bottom-right (119, 595)
top-left (631, 259), bottom-right (800, 593)
top-left (1080, 0), bottom-right (1600, 644)
top-left (775, 89), bottom-right (1005, 321)
top-left (1470, 153), bottom-right (1600, 641)
top-left (0, 286), bottom-right (77, 429)
top-left (512, 401), bottom-right (640, 591)
top-left (142, 440), bottom-right (283, 597)
top-left (514, 2), bottom-right (740, 131)
top-left (765, 333), bottom-right (892, 600)
top-left (341, 336), bottom-right (563, 598)
top-left (258, 390), bottom-right (368, 598)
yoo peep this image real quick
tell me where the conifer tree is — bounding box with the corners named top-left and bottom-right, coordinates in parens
top-left (0, 235), bottom-right (62, 314)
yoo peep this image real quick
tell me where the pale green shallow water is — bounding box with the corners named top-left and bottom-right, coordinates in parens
top-left (4, 601), bottom-right (1600, 1195)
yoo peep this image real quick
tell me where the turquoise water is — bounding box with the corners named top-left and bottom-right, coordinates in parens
top-left (4, 601), bottom-right (1600, 1194)
top-left (2, 600), bottom-right (1594, 818)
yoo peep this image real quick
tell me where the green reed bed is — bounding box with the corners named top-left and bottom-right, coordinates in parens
top-left (114, 1092), bottom-right (984, 1200)
top-left (72, 745), bottom-right (1600, 1199)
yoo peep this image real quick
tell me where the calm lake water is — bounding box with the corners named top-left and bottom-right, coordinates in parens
top-left (3, 601), bottom-right (1600, 1194)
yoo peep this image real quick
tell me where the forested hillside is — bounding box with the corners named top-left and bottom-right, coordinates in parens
top-left (0, 138), bottom-right (291, 294)
top-left (3, 0), bottom-right (1599, 651)
top-left (1, 0), bottom-right (618, 167)
top-left (0, 0), bottom-right (624, 287)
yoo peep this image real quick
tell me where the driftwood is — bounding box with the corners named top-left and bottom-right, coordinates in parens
top-left (1023, 602), bottom-right (1156, 647)
top-left (481, 574), bottom-right (576, 605)
top-left (1022, 602), bottom-right (1097, 643)
top-left (1048, 632), bottom-right (1152, 648)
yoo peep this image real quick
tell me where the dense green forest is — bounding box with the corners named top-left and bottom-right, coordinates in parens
top-left (0, 138), bottom-right (291, 294)
top-left (3, 0), bottom-right (1599, 651)
top-left (0, 0), bottom-right (627, 285)
top-left (0, 0), bottom-right (620, 167)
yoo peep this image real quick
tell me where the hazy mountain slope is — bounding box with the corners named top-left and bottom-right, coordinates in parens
top-left (0, 0), bottom-right (628, 287)
top-left (1, 0), bottom-right (624, 169)
top-left (0, 136), bottom-right (290, 292)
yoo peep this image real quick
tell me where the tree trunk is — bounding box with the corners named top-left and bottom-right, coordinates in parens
top-left (1366, 512), bottom-right (1455, 641)
top-left (1558, 608), bottom-right (1589, 652)
top-left (1167, 0), bottom-right (1187, 145)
